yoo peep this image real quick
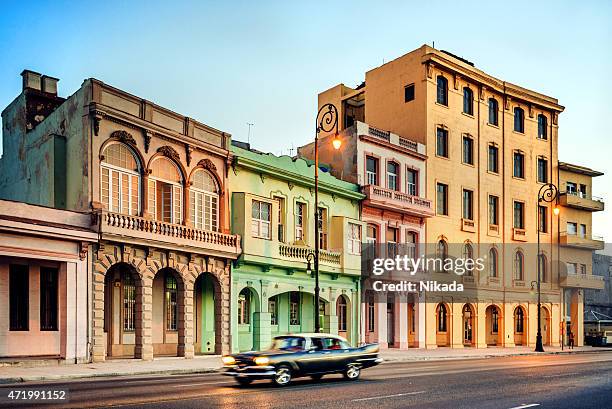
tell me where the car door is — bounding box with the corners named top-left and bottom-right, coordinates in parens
top-left (295, 337), bottom-right (325, 374)
top-left (318, 337), bottom-right (348, 373)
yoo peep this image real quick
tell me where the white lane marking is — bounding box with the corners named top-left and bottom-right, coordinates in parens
top-left (171, 381), bottom-right (233, 387)
top-left (508, 404), bottom-right (541, 409)
top-left (352, 390), bottom-right (426, 401)
top-left (543, 372), bottom-right (578, 378)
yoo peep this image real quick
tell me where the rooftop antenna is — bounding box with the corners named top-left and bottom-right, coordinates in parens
top-left (433, 41), bottom-right (435, 48)
top-left (288, 142), bottom-right (295, 157)
top-left (246, 122), bottom-right (254, 144)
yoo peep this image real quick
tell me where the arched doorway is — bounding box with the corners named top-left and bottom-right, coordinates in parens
top-left (462, 304), bottom-right (474, 346)
top-left (194, 273), bottom-right (220, 354)
top-left (436, 303), bottom-right (450, 347)
top-left (337, 294), bottom-right (351, 342)
top-left (237, 287), bottom-right (259, 352)
top-left (514, 306), bottom-right (526, 346)
top-left (104, 263), bottom-right (142, 358)
top-left (485, 305), bottom-right (502, 346)
top-left (540, 306), bottom-right (551, 346)
top-left (152, 268), bottom-right (184, 356)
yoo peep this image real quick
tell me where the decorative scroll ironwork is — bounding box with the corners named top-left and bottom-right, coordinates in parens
top-left (316, 103), bottom-right (339, 135)
top-left (538, 183), bottom-right (558, 203)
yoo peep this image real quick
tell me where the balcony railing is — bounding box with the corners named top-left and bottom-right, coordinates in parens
top-left (278, 243), bottom-right (341, 266)
top-left (560, 231), bottom-right (605, 250)
top-left (560, 271), bottom-right (605, 289)
top-left (559, 191), bottom-right (604, 212)
top-left (100, 211), bottom-right (241, 257)
top-left (363, 185), bottom-right (434, 217)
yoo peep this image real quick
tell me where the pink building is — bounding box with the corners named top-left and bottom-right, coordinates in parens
top-left (0, 200), bottom-right (97, 363)
top-left (299, 121), bottom-right (433, 349)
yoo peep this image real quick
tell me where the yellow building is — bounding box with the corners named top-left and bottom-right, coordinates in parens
top-left (558, 162), bottom-right (605, 346)
top-left (315, 45), bottom-right (604, 348)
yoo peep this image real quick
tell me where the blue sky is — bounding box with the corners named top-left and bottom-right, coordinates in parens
top-left (0, 0), bottom-right (610, 237)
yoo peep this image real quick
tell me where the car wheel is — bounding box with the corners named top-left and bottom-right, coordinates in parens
top-left (343, 364), bottom-right (361, 380)
top-left (273, 365), bottom-right (292, 386)
top-left (235, 377), bottom-right (252, 386)
top-left (310, 374), bottom-right (324, 381)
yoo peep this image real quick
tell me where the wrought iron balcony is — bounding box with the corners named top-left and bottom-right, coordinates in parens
top-left (362, 185), bottom-right (434, 218)
top-left (99, 211), bottom-right (241, 258)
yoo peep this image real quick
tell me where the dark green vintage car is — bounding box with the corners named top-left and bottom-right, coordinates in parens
top-left (222, 333), bottom-right (382, 386)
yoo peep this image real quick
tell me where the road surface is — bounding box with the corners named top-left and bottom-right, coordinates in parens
top-left (1, 352), bottom-right (611, 408)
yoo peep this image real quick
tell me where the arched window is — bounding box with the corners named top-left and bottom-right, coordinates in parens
top-left (337, 295), bottom-right (348, 332)
top-left (101, 143), bottom-right (140, 215)
top-left (515, 307), bottom-right (524, 333)
top-left (437, 303), bottom-right (447, 332)
top-left (437, 240), bottom-right (448, 272)
top-left (238, 288), bottom-right (251, 325)
top-left (463, 243), bottom-right (474, 276)
top-left (514, 250), bottom-right (524, 281)
top-left (514, 107), bottom-right (525, 133)
top-left (539, 254), bottom-right (547, 283)
top-left (165, 272), bottom-right (178, 331)
top-left (463, 87), bottom-right (474, 115)
top-left (189, 169), bottom-right (219, 231)
top-left (488, 98), bottom-right (498, 126)
top-left (491, 307), bottom-right (499, 333)
top-left (437, 76), bottom-right (448, 106)
top-left (149, 157), bottom-right (183, 224)
top-left (489, 247), bottom-right (498, 278)
top-left (538, 114), bottom-right (548, 139)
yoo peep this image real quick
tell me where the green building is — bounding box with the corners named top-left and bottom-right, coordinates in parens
top-left (229, 141), bottom-right (365, 352)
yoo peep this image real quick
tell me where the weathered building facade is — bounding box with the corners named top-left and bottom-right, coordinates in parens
top-left (0, 71), bottom-right (241, 361)
top-left (229, 141), bottom-right (364, 352)
top-left (299, 121), bottom-right (433, 348)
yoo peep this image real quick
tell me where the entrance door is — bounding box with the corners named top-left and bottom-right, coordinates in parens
top-left (387, 302), bottom-right (395, 347)
top-left (463, 306), bottom-right (473, 345)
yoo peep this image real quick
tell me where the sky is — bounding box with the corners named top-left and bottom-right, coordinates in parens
top-left (0, 0), bottom-right (610, 238)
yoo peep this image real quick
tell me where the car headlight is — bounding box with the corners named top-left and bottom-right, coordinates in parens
top-left (254, 356), bottom-right (270, 366)
top-left (222, 356), bottom-right (236, 365)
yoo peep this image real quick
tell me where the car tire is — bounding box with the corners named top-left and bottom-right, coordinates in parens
top-left (343, 364), bottom-right (361, 381)
top-left (310, 374), bottom-right (324, 381)
top-left (272, 365), bottom-right (292, 387)
top-left (235, 377), bottom-right (252, 386)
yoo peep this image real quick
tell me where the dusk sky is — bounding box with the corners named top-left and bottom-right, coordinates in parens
top-left (1, 0), bottom-right (610, 238)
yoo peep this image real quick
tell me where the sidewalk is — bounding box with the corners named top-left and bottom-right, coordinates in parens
top-left (1, 346), bottom-right (610, 383)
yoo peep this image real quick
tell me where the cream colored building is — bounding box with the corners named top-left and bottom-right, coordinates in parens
top-left (558, 162), bottom-right (605, 346)
top-left (316, 45), bottom-right (604, 348)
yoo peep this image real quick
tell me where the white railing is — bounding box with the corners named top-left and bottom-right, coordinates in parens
top-left (278, 243), bottom-right (341, 265)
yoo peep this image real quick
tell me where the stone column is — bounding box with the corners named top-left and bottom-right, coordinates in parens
top-left (375, 295), bottom-right (388, 348)
top-left (324, 288), bottom-right (338, 335)
top-left (450, 302), bottom-right (464, 348)
top-left (475, 303), bottom-right (487, 348)
top-left (178, 280), bottom-right (195, 358)
top-left (415, 293), bottom-right (426, 348)
top-left (252, 312), bottom-right (272, 350)
top-left (395, 294), bottom-right (409, 349)
top-left (424, 300), bottom-right (438, 349)
top-left (570, 290), bottom-right (584, 347)
top-left (91, 269), bottom-right (107, 362)
top-left (503, 303), bottom-right (515, 348)
top-left (135, 276), bottom-right (154, 361)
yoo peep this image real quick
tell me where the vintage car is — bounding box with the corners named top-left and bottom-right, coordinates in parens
top-left (222, 333), bottom-right (382, 386)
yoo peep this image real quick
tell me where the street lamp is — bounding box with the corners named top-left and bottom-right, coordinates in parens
top-left (536, 183), bottom-right (559, 352)
top-left (310, 103), bottom-right (341, 333)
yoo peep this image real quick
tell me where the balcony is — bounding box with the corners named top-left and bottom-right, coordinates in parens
top-left (279, 243), bottom-right (341, 267)
top-left (560, 231), bottom-right (604, 250)
top-left (560, 272), bottom-right (605, 290)
top-left (559, 192), bottom-right (604, 212)
top-left (99, 211), bottom-right (242, 258)
top-left (362, 185), bottom-right (434, 218)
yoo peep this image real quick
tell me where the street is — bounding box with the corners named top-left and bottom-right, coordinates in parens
top-left (1, 352), bottom-right (611, 409)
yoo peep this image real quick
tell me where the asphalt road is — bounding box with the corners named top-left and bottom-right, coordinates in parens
top-left (1, 352), bottom-right (611, 409)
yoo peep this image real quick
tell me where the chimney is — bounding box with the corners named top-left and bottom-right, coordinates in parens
top-left (41, 75), bottom-right (59, 96)
top-left (21, 69), bottom-right (42, 91)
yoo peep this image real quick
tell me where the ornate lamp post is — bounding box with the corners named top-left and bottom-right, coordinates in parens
top-left (305, 104), bottom-right (341, 333)
top-left (536, 183), bottom-right (560, 352)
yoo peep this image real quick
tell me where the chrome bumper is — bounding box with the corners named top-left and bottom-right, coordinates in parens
top-left (223, 365), bottom-right (276, 377)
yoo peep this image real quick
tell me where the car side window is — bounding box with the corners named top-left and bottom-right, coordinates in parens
top-left (311, 337), bottom-right (324, 351)
top-left (339, 340), bottom-right (351, 350)
top-left (322, 337), bottom-right (342, 350)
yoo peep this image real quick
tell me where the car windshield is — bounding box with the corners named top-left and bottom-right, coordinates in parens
top-left (269, 336), bottom-right (306, 351)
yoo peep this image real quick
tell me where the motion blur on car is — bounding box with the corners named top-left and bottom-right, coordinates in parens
top-left (222, 333), bottom-right (382, 386)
